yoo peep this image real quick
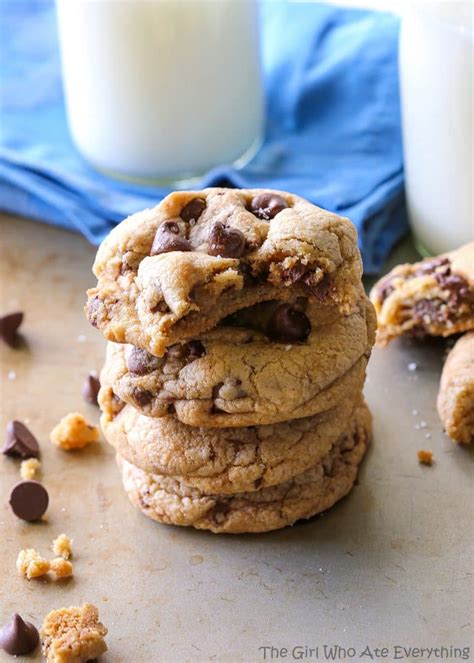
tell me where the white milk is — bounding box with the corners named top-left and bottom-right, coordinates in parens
top-left (56, 0), bottom-right (264, 183)
top-left (399, 1), bottom-right (473, 255)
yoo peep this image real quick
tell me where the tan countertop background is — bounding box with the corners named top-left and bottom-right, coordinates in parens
top-left (0, 214), bottom-right (472, 662)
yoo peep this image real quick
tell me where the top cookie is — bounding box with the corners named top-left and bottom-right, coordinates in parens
top-left (370, 243), bottom-right (474, 345)
top-left (86, 188), bottom-right (362, 356)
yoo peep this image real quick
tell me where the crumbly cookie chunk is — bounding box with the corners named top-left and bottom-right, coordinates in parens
top-left (20, 457), bottom-right (41, 480)
top-left (118, 402), bottom-right (372, 534)
top-left (41, 604), bottom-right (107, 663)
top-left (101, 380), bottom-right (361, 493)
top-left (370, 243), bottom-right (474, 345)
top-left (86, 188), bottom-right (363, 356)
top-left (437, 332), bottom-right (474, 444)
top-left (52, 534), bottom-right (73, 560)
top-left (102, 294), bottom-right (375, 427)
top-left (50, 413), bottom-right (100, 450)
top-left (49, 558), bottom-right (73, 579)
top-left (418, 450), bottom-right (434, 466)
top-left (17, 549), bottom-right (50, 579)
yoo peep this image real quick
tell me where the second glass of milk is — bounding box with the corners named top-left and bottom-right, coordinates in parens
top-left (56, 0), bottom-right (264, 184)
top-left (399, 2), bottom-right (473, 256)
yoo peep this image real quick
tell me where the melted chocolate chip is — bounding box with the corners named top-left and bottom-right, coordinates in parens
top-left (248, 193), bottom-right (288, 220)
top-left (2, 421), bottom-right (40, 458)
top-left (150, 221), bottom-right (192, 255)
top-left (0, 311), bottom-right (24, 348)
top-left (134, 389), bottom-right (154, 407)
top-left (208, 222), bottom-right (246, 258)
top-left (435, 272), bottom-right (471, 306)
top-left (266, 304), bottom-right (311, 343)
top-left (0, 614), bottom-right (39, 656)
top-left (82, 372), bottom-right (101, 406)
top-left (180, 198), bottom-right (206, 224)
top-left (413, 256), bottom-right (450, 277)
top-left (167, 341), bottom-right (205, 363)
top-left (9, 480), bottom-right (49, 521)
top-left (128, 347), bottom-right (161, 375)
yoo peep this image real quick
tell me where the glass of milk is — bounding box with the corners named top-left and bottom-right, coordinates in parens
top-left (55, 0), bottom-right (264, 185)
top-left (399, 1), bottom-right (473, 256)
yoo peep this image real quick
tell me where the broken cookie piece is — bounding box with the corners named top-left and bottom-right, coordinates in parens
top-left (52, 534), bottom-right (73, 560)
top-left (20, 457), bottom-right (41, 480)
top-left (16, 549), bottom-right (50, 580)
top-left (41, 604), bottom-right (107, 663)
top-left (370, 243), bottom-right (474, 345)
top-left (49, 558), bottom-right (73, 579)
top-left (50, 413), bottom-right (100, 450)
top-left (437, 332), bottom-right (474, 444)
top-left (417, 450), bottom-right (434, 466)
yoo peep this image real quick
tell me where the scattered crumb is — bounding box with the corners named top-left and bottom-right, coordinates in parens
top-left (50, 413), bottom-right (100, 450)
top-left (425, 432), bottom-right (432, 439)
top-left (17, 549), bottom-right (50, 580)
top-left (418, 450), bottom-right (434, 466)
top-left (52, 534), bottom-right (73, 560)
top-left (7, 370), bottom-right (16, 380)
top-left (20, 457), bottom-right (41, 480)
top-left (412, 409), bottom-right (418, 416)
top-left (408, 362), bottom-right (418, 372)
top-left (419, 420), bottom-right (428, 429)
top-left (50, 558), bottom-right (73, 579)
top-left (77, 334), bottom-right (87, 343)
top-left (41, 604), bottom-right (108, 663)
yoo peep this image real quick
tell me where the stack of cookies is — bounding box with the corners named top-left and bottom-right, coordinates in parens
top-left (86, 188), bottom-right (376, 533)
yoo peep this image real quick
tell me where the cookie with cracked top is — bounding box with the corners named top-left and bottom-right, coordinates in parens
top-left (370, 243), bottom-right (474, 345)
top-left (86, 188), bottom-right (363, 356)
top-left (437, 332), bottom-right (474, 444)
top-left (100, 381), bottom-right (362, 494)
top-left (101, 294), bottom-right (375, 427)
top-left (117, 401), bottom-right (372, 534)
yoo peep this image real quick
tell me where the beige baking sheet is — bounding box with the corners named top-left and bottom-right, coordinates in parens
top-left (1, 216), bottom-right (472, 662)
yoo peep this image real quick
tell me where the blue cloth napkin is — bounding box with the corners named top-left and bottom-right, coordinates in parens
top-left (0, 0), bottom-right (407, 274)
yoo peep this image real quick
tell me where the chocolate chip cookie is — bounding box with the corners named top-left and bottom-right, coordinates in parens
top-left (100, 380), bottom-right (362, 493)
top-left (370, 243), bottom-right (474, 345)
top-left (437, 332), bottom-right (474, 444)
top-left (117, 401), bottom-right (372, 534)
top-left (86, 188), bottom-right (363, 356)
top-left (101, 294), bottom-right (375, 427)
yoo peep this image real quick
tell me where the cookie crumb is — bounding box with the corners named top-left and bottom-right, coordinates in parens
top-left (7, 370), bottom-right (16, 381)
top-left (49, 558), bottom-right (73, 579)
top-left (52, 534), bottom-right (72, 560)
top-left (41, 603), bottom-right (107, 663)
top-left (16, 549), bottom-right (50, 580)
top-left (50, 413), bottom-right (100, 450)
top-left (408, 362), bottom-right (418, 372)
top-left (418, 450), bottom-right (434, 466)
top-left (20, 458), bottom-right (41, 480)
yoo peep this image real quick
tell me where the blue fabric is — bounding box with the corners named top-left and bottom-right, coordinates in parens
top-left (0, 0), bottom-right (407, 274)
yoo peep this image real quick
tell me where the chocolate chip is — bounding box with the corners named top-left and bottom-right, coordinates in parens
top-left (128, 347), bottom-right (161, 375)
top-left (2, 421), bottom-right (40, 458)
top-left (254, 478), bottom-right (263, 489)
top-left (309, 273), bottom-right (331, 301)
top-left (180, 198), bottom-right (206, 224)
top-left (167, 341), bottom-right (205, 363)
top-left (133, 389), bottom-right (153, 407)
top-left (150, 221), bottom-right (192, 256)
top-left (9, 480), bottom-right (49, 521)
top-left (208, 500), bottom-right (230, 524)
top-left (248, 193), bottom-right (288, 220)
top-left (187, 340), bottom-right (205, 361)
top-left (82, 372), bottom-right (101, 405)
top-left (0, 614), bottom-right (39, 655)
top-left (150, 300), bottom-right (169, 314)
top-left (0, 311), bottom-right (23, 348)
top-left (266, 304), bottom-right (311, 343)
top-left (208, 222), bottom-right (246, 258)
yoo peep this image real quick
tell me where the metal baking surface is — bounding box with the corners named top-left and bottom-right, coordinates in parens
top-left (1, 216), bottom-right (472, 663)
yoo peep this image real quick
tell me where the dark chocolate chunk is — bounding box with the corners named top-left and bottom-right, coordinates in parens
top-left (0, 311), bottom-right (23, 348)
top-left (180, 198), bottom-right (206, 224)
top-left (166, 341), bottom-right (205, 363)
top-left (128, 347), bottom-right (161, 375)
top-left (82, 372), bottom-right (101, 406)
top-left (9, 480), bottom-right (49, 522)
top-left (208, 500), bottom-right (230, 524)
top-left (0, 614), bottom-right (39, 655)
top-left (150, 222), bottom-right (192, 255)
top-left (208, 222), bottom-right (246, 258)
top-left (187, 340), bottom-right (206, 361)
top-left (248, 193), bottom-right (288, 220)
top-left (2, 421), bottom-right (40, 458)
top-left (266, 304), bottom-right (311, 343)
top-left (413, 256), bottom-right (450, 277)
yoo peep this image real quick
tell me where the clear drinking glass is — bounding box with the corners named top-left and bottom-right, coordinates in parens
top-left (56, 0), bottom-right (264, 185)
top-left (399, 1), bottom-right (473, 255)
